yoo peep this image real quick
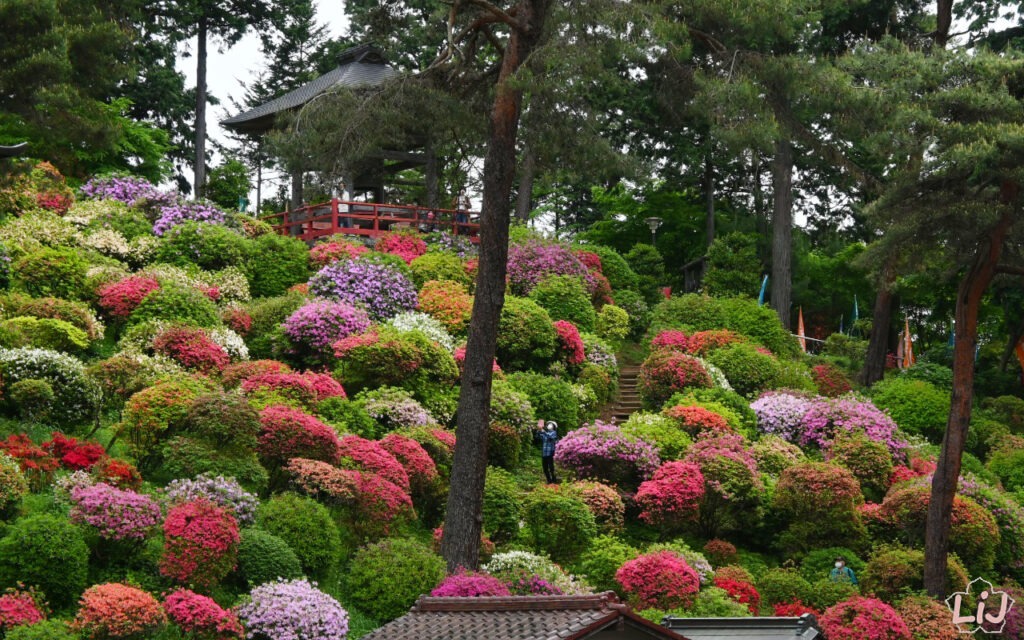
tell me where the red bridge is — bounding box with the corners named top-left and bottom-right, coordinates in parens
top-left (262, 199), bottom-right (480, 244)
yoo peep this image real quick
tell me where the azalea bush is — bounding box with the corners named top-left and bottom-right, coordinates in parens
top-left (483, 550), bottom-right (590, 596)
top-left (164, 589), bottom-right (244, 640)
top-left (70, 483), bottom-right (161, 541)
top-left (153, 325), bottom-right (230, 373)
top-left (620, 412), bottom-right (692, 461)
top-left (553, 320), bottom-right (586, 366)
top-left (554, 421), bottom-right (661, 489)
top-left (418, 280), bottom-right (473, 335)
top-left (163, 475), bottom-right (258, 526)
top-left (507, 240), bottom-right (590, 296)
top-left (388, 311), bottom-right (456, 351)
top-left (309, 239), bottom-right (368, 269)
top-left (309, 259), bottom-right (418, 321)
top-left (496, 296), bottom-right (557, 371)
top-left (237, 579), bottom-right (349, 640)
top-left (159, 500), bottom-right (241, 591)
top-left (0, 590), bottom-right (45, 632)
top-left (799, 395), bottom-right (906, 458)
top-left (663, 404), bottom-right (732, 436)
top-left (282, 299), bottom-right (371, 362)
top-left (257, 493), bottom-right (340, 580)
top-left (522, 485), bottom-right (597, 562)
top-left (72, 583), bottom-right (167, 639)
top-left (828, 434), bottom-right (893, 500)
top-left (345, 537), bottom-right (446, 621)
top-left (153, 200), bottom-right (226, 236)
top-left (683, 432), bottom-right (763, 536)
top-left (616, 550), bottom-right (700, 610)
top-left (97, 276), bottom-right (160, 318)
top-left (376, 231), bottom-right (427, 264)
top-left (774, 462), bottom-right (865, 552)
top-left (0, 348), bottom-right (101, 426)
top-left (571, 481), bottom-right (625, 533)
top-left (529, 275), bottom-right (597, 332)
top-left (430, 571), bottom-right (511, 597)
top-left (257, 405), bottom-right (341, 473)
top-left (334, 327), bottom-right (458, 401)
top-left (638, 350), bottom-right (713, 408)
top-left (819, 596), bottom-right (911, 640)
top-left (635, 461), bottom-right (705, 530)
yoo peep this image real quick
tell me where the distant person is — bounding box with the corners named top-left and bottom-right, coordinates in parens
top-left (336, 180), bottom-right (353, 228)
top-left (830, 556), bottom-right (858, 585)
top-left (535, 420), bottom-right (560, 484)
top-left (455, 189), bottom-right (470, 225)
top-left (419, 210), bottom-right (436, 233)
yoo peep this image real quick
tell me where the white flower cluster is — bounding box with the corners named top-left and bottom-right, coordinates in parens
top-left (64, 199), bottom-right (130, 227)
top-left (209, 327), bottom-right (249, 361)
top-left (0, 347), bottom-right (101, 423)
top-left (621, 411), bottom-right (674, 430)
top-left (126, 236), bottom-right (159, 265)
top-left (571, 383), bottom-right (599, 419)
top-left (138, 263), bottom-right (250, 303)
top-left (482, 550), bottom-right (593, 595)
top-left (696, 357), bottom-right (734, 392)
top-left (77, 229), bottom-right (132, 260)
top-left (0, 209), bottom-right (77, 253)
top-left (387, 311), bottom-right (456, 351)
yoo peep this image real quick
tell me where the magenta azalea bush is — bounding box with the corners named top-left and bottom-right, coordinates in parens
top-left (309, 259), bottom-right (418, 321)
top-left (800, 395), bottom-right (906, 458)
top-left (70, 483), bottom-right (161, 541)
top-left (819, 596), bottom-right (911, 640)
top-left (507, 241), bottom-right (591, 296)
top-left (554, 421), bottom-right (661, 488)
top-left (283, 300), bottom-right (372, 352)
top-left (430, 570), bottom-right (511, 597)
top-left (237, 579), bottom-right (349, 640)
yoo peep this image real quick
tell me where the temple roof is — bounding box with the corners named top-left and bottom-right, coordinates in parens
top-left (221, 44), bottom-right (397, 134)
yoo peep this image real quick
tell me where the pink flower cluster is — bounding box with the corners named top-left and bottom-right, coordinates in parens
top-left (635, 461), bottom-right (705, 527)
top-left (70, 483), bottom-right (162, 541)
top-left (800, 396), bottom-right (906, 458)
top-left (554, 421), bottom-right (661, 487)
top-left (380, 433), bottom-right (440, 494)
top-left (97, 276), bottom-right (160, 318)
top-left (0, 591), bottom-right (45, 631)
top-left (222, 359), bottom-right (292, 388)
top-left (159, 500), bottom-right (240, 590)
top-left (553, 320), bottom-right (586, 365)
top-left (310, 239), bottom-right (369, 268)
top-left (72, 583), bottom-right (167, 639)
top-left (662, 404), bottom-right (731, 436)
top-left (683, 432), bottom-right (761, 501)
top-left (243, 372), bottom-right (346, 406)
top-left (573, 481), bottom-right (625, 532)
top-left (376, 232), bottom-right (428, 264)
top-left (257, 406), bottom-right (341, 468)
top-left (338, 435), bottom-right (411, 491)
top-left (819, 596), bottom-right (911, 640)
top-left (430, 571), bottom-right (511, 597)
top-left (153, 326), bottom-right (230, 373)
top-left (615, 551), bottom-right (700, 610)
top-left (638, 350), bottom-right (713, 406)
top-left (164, 589), bottom-right (243, 639)
top-left (507, 241), bottom-right (590, 296)
top-left (650, 329), bottom-right (743, 356)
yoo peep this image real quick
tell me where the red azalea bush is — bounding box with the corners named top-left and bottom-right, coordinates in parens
top-left (638, 350), bottom-right (713, 408)
top-left (615, 550), bottom-right (700, 610)
top-left (827, 435), bottom-right (893, 498)
top-left (221, 307), bottom-right (252, 336)
top-left (242, 372), bottom-right (318, 407)
top-left (553, 320), bottom-right (586, 366)
top-left (703, 539), bottom-right (739, 566)
top-left (337, 435), bottom-right (410, 492)
top-left (575, 250), bottom-right (603, 272)
top-left (0, 590), bottom-right (45, 631)
top-left (775, 462), bottom-right (863, 515)
top-left (430, 570), bottom-right (511, 597)
top-left (635, 461), bottom-right (705, 529)
top-left (164, 589), bottom-right (244, 640)
top-left (310, 239), bottom-right (368, 269)
top-left (650, 330), bottom-right (691, 352)
top-left (774, 601), bottom-right (822, 617)
top-left (42, 432), bottom-right (104, 470)
top-left (72, 583), bottom-right (167, 639)
top-left (257, 406), bottom-right (341, 469)
top-left (418, 280), bottom-right (473, 335)
top-left (819, 596), bottom-right (911, 640)
top-left (222, 360), bottom-right (292, 389)
top-left (812, 363), bottom-right (853, 397)
top-left (376, 232), bottom-right (427, 264)
top-left (380, 433), bottom-right (439, 495)
top-left (0, 434), bottom-right (58, 489)
top-left (714, 576), bottom-right (761, 614)
top-left (92, 456), bottom-right (143, 490)
top-left (153, 326), bottom-right (230, 373)
top-left (663, 404), bottom-right (732, 436)
top-left (572, 481), bottom-right (625, 533)
top-left (97, 276), bottom-right (160, 318)
top-left (160, 500), bottom-right (240, 591)
top-left (302, 372), bottom-right (346, 402)
top-left (687, 330), bottom-right (744, 355)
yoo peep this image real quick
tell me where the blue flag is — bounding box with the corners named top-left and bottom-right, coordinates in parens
top-left (758, 275), bottom-right (768, 307)
top-left (849, 295), bottom-right (859, 335)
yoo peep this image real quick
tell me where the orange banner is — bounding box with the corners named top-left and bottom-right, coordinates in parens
top-left (797, 307), bottom-right (807, 353)
top-left (1015, 336), bottom-right (1024, 373)
top-left (903, 318), bottom-right (915, 369)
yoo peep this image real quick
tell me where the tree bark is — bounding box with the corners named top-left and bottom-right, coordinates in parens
top-left (999, 316), bottom-right (1024, 372)
top-left (771, 138), bottom-right (794, 329)
top-left (704, 149), bottom-right (715, 248)
top-left (859, 258), bottom-right (897, 386)
top-left (515, 144), bottom-right (535, 222)
top-left (425, 145), bottom-right (439, 209)
top-left (194, 16), bottom-right (208, 197)
top-left (441, 0), bottom-right (550, 573)
top-left (924, 208), bottom-right (1015, 597)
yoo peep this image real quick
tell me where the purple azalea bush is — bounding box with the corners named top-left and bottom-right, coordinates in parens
top-left (309, 259), bottom-right (418, 321)
top-left (237, 579), bottom-right (349, 640)
top-left (153, 200), bottom-right (228, 236)
top-left (283, 300), bottom-right (372, 352)
top-left (751, 391), bottom-right (815, 442)
top-left (507, 241), bottom-right (590, 296)
top-left (800, 395), bottom-right (907, 458)
top-left (80, 175), bottom-right (175, 208)
top-left (163, 474), bottom-right (259, 526)
top-left (361, 386), bottom-right (436, 430)
top-left (426, 231), bottom-right (477, 258)
top-left (69, 483), bottom-right (162, 541)
top-left (554, 420), bottom-right (661, 487)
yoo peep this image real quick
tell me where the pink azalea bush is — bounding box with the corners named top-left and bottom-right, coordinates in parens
top-left (237, 579), bottom-right (349, 640)
top-left (164, 589), bottom-right (243, 640)
top-left (310, 239), bottom-right (368, 268)
top-left (554, 421), bottom-right (661, 488)
top-left (379, 433), bottom-right (440, 495)
top-left (0, 590), bottom-right (45, 631)
top-left (819, 596), bottom-right (911, 640)
top-left (309, 259), bottom-right (418, 321)
top-left (572, 481), bottom-right (625, 533)
top-left (638, 350), bottom-right (713, 408)
top-left (153, 325), bottom-right (230, 373)
top-left (553, 320), bottom-right (586, 366)
top-left (615, 550), bottom-right (700, 610)
top-left (97, 276), bottom-right (160, 318)
top-left (800, 395), bottom-right (906, 458)
top-left (72, 583), bottom-right (167, 639)
top-left (635, 461), bottom-right (705, 528)
top-left (70, 483), bottom-right (162, 541)
top-left (430, 570), bottom-right (511, 597)
top-left (751, 391), bottom-right (815, 442)
top-left (337, 435), bottom-right (411, 492)
top-left (257, 406), bottom-right (341, 469)
top-left (159, 500), bottom-right (240, 590)
top-left (376, 232), bottom-right (428, 264)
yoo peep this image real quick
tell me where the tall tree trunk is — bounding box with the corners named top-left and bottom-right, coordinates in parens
top-left (441, 0), bottom-right (550, 573)
top-left (924, 208), bottom-right (1015, 597)
top-left (425, 146), bottom-right (439, 209)
top-left (515, 144), bottom-right (535, 221)
top-left (704, 150), bottom-right (715, 249)
top-left (289, 168), bottom-right (303, 211)
top-left (771, 138), bottom-right (794, 329)
top-left (194, 17), bottom-right (208, 197)
top-left (859, 257), bottom-right (897, 386)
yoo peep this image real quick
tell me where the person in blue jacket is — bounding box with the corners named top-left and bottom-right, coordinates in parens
top-left (830, 556), bottom-right (858, 584)
top-left (536, 421), bottom-right (560, 484)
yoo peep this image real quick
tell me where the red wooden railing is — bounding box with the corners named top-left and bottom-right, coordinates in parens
top-left (261, 199), bottom-right (480, 243)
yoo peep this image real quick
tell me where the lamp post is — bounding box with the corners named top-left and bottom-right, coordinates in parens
top-left (645, 216), bottom-right (663, 245)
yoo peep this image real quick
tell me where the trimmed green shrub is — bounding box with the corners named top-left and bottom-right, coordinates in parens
top-left (236, 528), bottom-right (304, 587)
top-left (755, 568), bottom-right (813, 607)
top-left (487, 421), bottom-right (521, 470)
top-left (8, 378), bottom-right (54, 423)
top-left (489, 380), bottom-right (536, 436)
top-left (184, 392), bottom-right (261, 448)
top-left (483, 466), bottom-right (521, 544)
top-left (118, 376), bottom-right (213, 460)
top-left (898, 362), bottom-right (954, 390)
top-left (13, 247), bottom-right (89, 300)
top-left (0, 293), bottom-right (104, 340)
top-left (703, 233), bottom-right (762, 298)
top-left (578, 363), bottom-right (617, 406)
top-left (574, 535), bottom-right (640, 593)
top-left (596, 304), bottom-right (630, 342)
top-left (966, 415), bottom-right (1009, 459)
top-left (128, 285), bottom-right (221, 328)
top-left (496, 296), bottom-right (557, 371)
top-left (612, 289), bottom-right (651, 340)
top-left (0, 514), bottom-right (88, 608)
top-left (507, 372), bottom-right (580, 432)
top-left (529, 275), bottom-right (597, 333)
top-left (409, 252), bottom-right (471, 288)
top-left (589, 245), bottom-right (639, 291)
top-left (161, 437), bottom-right (268, 492)
top-left (648, 294), bottom-right (798, 357)
top-left (987, 445), bottom-right (1024, 492)
top-left (982, 395), bottom-right (1024, 433)
top-left (244, 292), bottom-right (306, 360)
top-left (828, 435), bottom-right (893, 501)
top-left (799, 547), bottom-right (865, 584)
top-left (806, 578), bottom-right (860, 611)
top-left (522, 485), bottom-right (597, 562)
top-left (621, 412), bottom-right (692, 460)
top-left (257, 493), bottom-right (341, 581)
top-left (706, 343), bottom-right (782, 398)
top-left (317, 396), bottom-right (378, 438)
top-left (345, 537), bottom-right (446, 622)
top-left (871, 377), bottom-right (949, 442)
top-left (0, 316), bottom-right (89, 353)
top-left (6, 620), bottom-right (76, 640)
top-left (624, 243), bottom-right (666, 302)
top-left (155, 221), bottom-right (252, 271)
top-left (246, 232), bottom-right (309, 297)
top-left (334, 327), bottom-right (458, 404)
top-left (860, 545), bottom-right (968, 602)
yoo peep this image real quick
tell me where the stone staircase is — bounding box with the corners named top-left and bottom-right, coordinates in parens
top-left (607, 364), bottom-right (642, 423)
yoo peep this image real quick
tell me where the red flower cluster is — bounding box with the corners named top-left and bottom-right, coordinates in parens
top-left (638, 350), bottom-right (713, 406)
top-left (92, 457), bottom-right (142, 490)
top-left (573, 481), bottom-right (625, 532)
top-left (0, 590), bottom-right (45, 631)
top-left (242, 372), bottom-right (318, 406)
top-left (221, 307), bottom-right (252, 336)
top-left (160, 500), bottom-right (240, 590)
top-left (257, 406), bottom-right (341, 468)
top-left (773, 601), bottom-right (821, 617)
top-left (430, 570), bottom-right (511, 597)
top-left (72, 583), bottom-right (167, 639)
top-left (574, 250), bottom-right (603, 272)
top-left (775, 462), bottom-right (862, 514)
top-left (453, 346), bottom-right (501, 375)
top-left (635, 461), bottom-right (705, 528)
top-left (338, 435), bottom-right (411, 492)
top-left (310, 239), bottom-right (368, 269)
top-left (164, 589), bottom-right (243, 640)
top-left (432, 429), bottom-right (457, 452)
top-left (812, 363), bottom-right (853, 397)
top-left (663, 404), bottom-right (731, 436)
top-left (615, 550), bottom-right (700, 610)
top-left (153, 326), bottom-right (230, 373)
top-left (650, 330), bottom-right (690, 352)
top-left (222, 360), bottom-right (292, 389)
top-left (553, 320), bottom-right (586, 365)
top-left (302, 372), bottom-right (347, 402)
top-left (650, 329), bottom-right (743, 356)
top-left (819, 596), bottom-right (911, 640)
top-left (380, 433), bottom-right (439, 494)
top-left (36, 192), bottom-right (73, 215)
top-left (376, 232), bottom-right (427, 264)
top-left (199, 285), bottom-right (221, 301)
top-left (43, 432), bottom-right (105, 470)
top-left (0, 434), bottom-right (57, 487)
top-left (97, 276), bottom-right (160, 318)
top-left (713, 577), bottom-right (761, 614)
top-left (333, 330), bottom-right (379, 358)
